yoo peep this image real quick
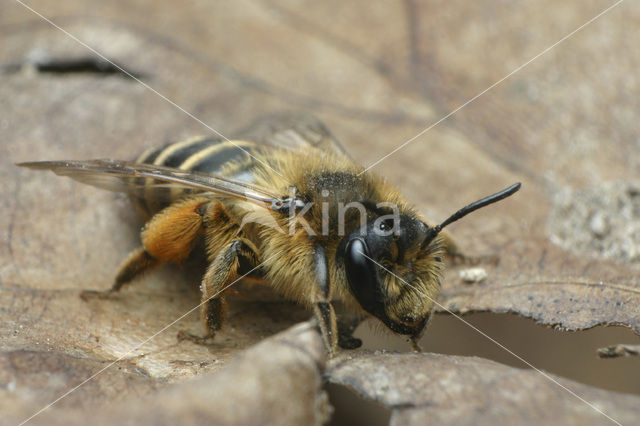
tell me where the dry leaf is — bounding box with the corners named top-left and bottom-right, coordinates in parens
top-left (2, 0), bottom-right (640, 424)
top-left (4, 323), bottom-right (329, 425)
top-left (328, 352), bottom-right (640, 425)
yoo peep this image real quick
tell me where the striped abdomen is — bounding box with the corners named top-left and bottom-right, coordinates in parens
top-left (133, 137), bottom-right (260, 217)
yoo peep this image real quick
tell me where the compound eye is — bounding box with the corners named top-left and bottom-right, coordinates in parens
top-left (344, 238), bottom-right (380, 312)
top-left (379, 218), bottom-right (393, 232)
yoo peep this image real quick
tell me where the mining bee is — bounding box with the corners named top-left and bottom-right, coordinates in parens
top-left (19, 115), bottom-right (520, 355)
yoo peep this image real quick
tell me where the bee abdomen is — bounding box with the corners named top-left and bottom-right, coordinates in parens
top-left (133, 137), bottom-right (259, 217)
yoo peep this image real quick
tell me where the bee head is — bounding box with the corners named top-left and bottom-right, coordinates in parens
top-left (338, 215), bottom-right (441, 340)
top-left (338, 183), bottom-right (521, 343)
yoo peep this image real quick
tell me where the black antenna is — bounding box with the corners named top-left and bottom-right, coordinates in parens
top-left (421, 182), bottom-right (521, 248)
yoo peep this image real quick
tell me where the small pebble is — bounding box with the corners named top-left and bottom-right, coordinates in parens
top-left (589, 212), bottom-right (608, 238)
top-left (459, 267), bottom-right (487, 283)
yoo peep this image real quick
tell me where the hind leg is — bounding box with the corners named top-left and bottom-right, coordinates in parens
top-left (81, 197), bottom-right (210, 300)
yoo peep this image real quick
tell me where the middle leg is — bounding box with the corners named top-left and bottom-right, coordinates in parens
top-left (178, 238), bottom-right (260, 344)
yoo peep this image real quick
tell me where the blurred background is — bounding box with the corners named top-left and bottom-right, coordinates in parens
top-left (2, 0), bottom-right (639, 424)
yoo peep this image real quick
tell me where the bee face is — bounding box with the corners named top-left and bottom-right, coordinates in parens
top-left (339, 214), bottom-right (443, 339)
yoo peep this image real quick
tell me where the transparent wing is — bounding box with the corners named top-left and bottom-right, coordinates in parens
top-left (237, 113), bottom-right (350, 157)
top-left (18, 159), bottom-right (284, 210)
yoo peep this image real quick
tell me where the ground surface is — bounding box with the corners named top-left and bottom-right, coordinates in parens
top-left (2, 1), bottom-right (640, 425)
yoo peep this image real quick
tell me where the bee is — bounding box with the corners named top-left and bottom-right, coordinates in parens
top-left (19, 115), bottom-right (520, 355)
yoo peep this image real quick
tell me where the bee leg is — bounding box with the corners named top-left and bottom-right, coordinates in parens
top-left (178, 239), bottom-right (260, 345)
top-left (440, 232), bottom-right (499, 266)
top-left (312, 243), bottom-right (338, 356)
top-left (80, 248), bottom-right (159, 300)
top-left (176, 297), bottom-right (224, 345)
top-left (81, 197), bottom-right (210, 301)
top-left (337, 315), bottom-right (363, 350)
top-left (409, 336), bottom-right (423, 352)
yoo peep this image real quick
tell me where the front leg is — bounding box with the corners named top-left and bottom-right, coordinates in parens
top-left (178, 238), bottom-right (260, 344)
top-left (337, 314), bottom-right (363, 350)
top-left (312, 243), bottom-right (338, 356)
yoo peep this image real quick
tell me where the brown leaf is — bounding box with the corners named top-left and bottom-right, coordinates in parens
top-left (2, 0), bottom-right (640, 423)
top-left (5, 323), bottom-right (328, 425)
top-left (328, 352), bottom-right (640, 425)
